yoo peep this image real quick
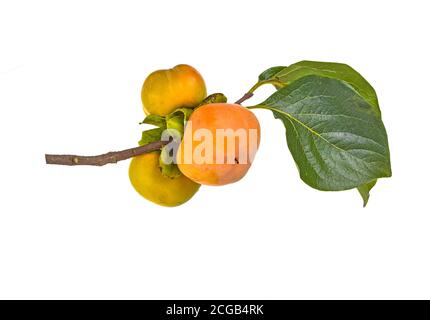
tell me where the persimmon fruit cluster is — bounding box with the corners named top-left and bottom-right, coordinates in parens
top-left (129, 64), bottom-right (260, 206)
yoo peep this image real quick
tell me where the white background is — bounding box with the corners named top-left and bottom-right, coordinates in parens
top-left (1, 0), bottom-right (429, 299)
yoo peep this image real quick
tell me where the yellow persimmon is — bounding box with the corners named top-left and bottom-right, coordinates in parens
top-left (141, 64), bottom-right (206, 116)
top-left (129, 152), bottom-right (200, 206)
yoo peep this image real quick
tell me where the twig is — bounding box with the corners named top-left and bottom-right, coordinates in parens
top-left (45, 140), bottom-right (168, 166)
top-left (234, 92), bottom-right (254, 105)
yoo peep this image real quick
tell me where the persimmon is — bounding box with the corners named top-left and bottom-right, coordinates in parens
top-left (141, 64), bottom-right (206, 116)
top-left (177, 103), bottom-right (260, 186)
top-left (129, 152), bottom-right (200, 207)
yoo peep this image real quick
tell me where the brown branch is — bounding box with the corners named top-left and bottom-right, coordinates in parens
top-left (46, 90), bottom-right (255, 167)
top-left (234, 92), bottom-right (254, 105)
top-left (45, 140), bottom-right (168, 166)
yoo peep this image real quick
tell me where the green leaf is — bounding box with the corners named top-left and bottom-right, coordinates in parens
top-left (166, 114), bottom-right (184, 135)
top-left (258, 61), bottom-right (385, 204)
top-left (259, 66), bottom-right (285, 82)
top-left (157, 109), bottom-right (193, 178)
top-left (259, 61), bottom-right (381, 117)
top-left (138, 108), bottom-right (196, 178)
top-left (140, 114), bottom-right (166, 128)
top-left (258, 66), bottom-right (286, 89)
top-left (171, 107), bottom-right (194, 121)
top-left (165, 107), bottom-right (193, 136)
top-left (159, 145), bottom-right (182, 178)
top-left (357, 179), bottom-right (377, 207)
top-left (253, 75), bottom-right (391, 191)
top-left (158, 128), bottom-right (183, 178)
top-left (138, 127), bottom-right (164, 146)
top-left (197, 93), bottom-right (228, 106)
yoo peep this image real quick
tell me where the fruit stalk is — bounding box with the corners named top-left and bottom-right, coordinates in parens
top-left (45, 140), bottom-right (167, 166)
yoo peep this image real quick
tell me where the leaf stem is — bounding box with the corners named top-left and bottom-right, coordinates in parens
top-left (246, 105), bottom-right (262, 110)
